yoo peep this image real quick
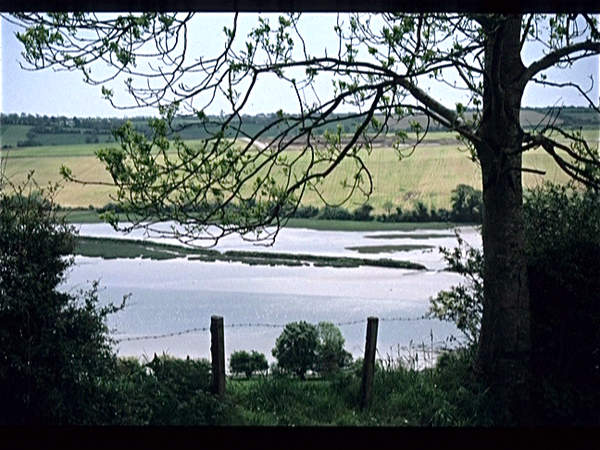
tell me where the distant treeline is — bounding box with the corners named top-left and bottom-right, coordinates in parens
top-left (290, 184), bottom-right (482, 224)
top-left (79, 184), bottom-right (482, 225)
top-left (2, 105), bottom-right (597, 148)
top-left (1, 111), bottom-right (411, 147)
top-left (1, 113), bottom-right (130, 129)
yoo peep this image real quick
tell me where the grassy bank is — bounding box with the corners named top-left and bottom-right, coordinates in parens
top-left (225, 348), bottom-right (495, 426)
top-left (108, 341), bottom-right (598, 426)
top-left (108, 346), bottom-right (504, 426)
top-left (59, 207), bottom-right (460, 231)
top-left (283, 218), bottom-right (458, 231)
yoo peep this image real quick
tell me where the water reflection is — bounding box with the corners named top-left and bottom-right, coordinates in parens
top-left (63, 224), bottom-right (481, 365)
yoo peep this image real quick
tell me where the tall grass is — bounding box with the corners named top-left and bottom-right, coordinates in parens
top-left (225, 345), bottom-right (497, 426)
top-left (108, 346), bottom-right (497, 426)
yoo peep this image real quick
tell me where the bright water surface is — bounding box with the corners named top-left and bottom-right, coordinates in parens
top-left (61, 224), bottom-right (481, 366)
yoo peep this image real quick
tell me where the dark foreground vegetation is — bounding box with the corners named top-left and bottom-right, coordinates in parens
top-left (0, 176), bottom-right (598, 426)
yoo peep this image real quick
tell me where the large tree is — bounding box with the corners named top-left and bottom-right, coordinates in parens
top-left (8, 11), bottom-right (600, 422)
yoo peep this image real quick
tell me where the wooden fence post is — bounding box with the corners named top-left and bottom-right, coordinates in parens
top-left (359, 316), bottom-right (379, 410)
top-left (210, 315), bottom-right (226, 400)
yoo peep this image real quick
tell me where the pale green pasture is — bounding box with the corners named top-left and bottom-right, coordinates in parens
top-left (2, 142), bottom-right (110, 158)
top-left (2, 156), bottom-right (117, 207)
top-left (0, 125), bottom-right (32, 147)
top-left (0, 133), bottom-right (588, 211)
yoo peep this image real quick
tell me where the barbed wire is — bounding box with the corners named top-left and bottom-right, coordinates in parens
top-left (113, 314), bottom-right (437, 342)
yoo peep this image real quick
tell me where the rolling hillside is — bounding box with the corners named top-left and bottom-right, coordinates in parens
top-left (1, 108), bottom-right (597, 212)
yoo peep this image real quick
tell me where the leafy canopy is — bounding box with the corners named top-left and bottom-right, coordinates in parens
top-left (7, 12), bottom-right (599, 243)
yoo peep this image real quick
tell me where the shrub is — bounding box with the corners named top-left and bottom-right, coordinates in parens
top-left (0, 177), bottom-right (123, 424)
top-left (428, 232), bottom-right (483, 344)
top-left (291, 205), bottom-right (320, 218)
top-left (352, 203), bottom-right (374, 221)
top-left (428, 182), bottom-right (600, 425)
top-left (317, 205), bottom-right (353, 221)
top-left (272, 321), bottom-right (319, 379)
top-left (523, 183), bottom-right (600, 424)
top-left (109, 353), bottom-right (229, 425)
top-left (450, 184), bottom-right (482, 223)
top-left (410, 200), bottom-right (431, 222)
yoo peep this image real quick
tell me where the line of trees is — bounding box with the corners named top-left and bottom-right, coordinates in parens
top-left (291, 184), bottom-right (482, 223)
top-left (92, 183), bottom-right (483, 225)
top-left (3, 106), bottom-right (597, 132)
top-left (229, 321), bottom-right (353, 380)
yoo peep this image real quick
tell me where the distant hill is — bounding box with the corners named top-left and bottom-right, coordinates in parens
top-left (1, 106), bottom-right (597, 149)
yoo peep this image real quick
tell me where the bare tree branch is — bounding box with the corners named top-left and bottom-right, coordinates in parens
top-left (522, 40), bottom-right (600, 83)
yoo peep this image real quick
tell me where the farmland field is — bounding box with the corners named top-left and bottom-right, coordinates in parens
top-left (1, 130), bottom-right (595, 212)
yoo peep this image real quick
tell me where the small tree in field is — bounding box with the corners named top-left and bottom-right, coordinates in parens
top-left (450, 184), bottom-right (482, 223)
top-left (316, 321), bottom-right (353, 377)
top-left (272, 321), bottom-right (319, 380)
top-left (229, 350), bottom-right (269, 379)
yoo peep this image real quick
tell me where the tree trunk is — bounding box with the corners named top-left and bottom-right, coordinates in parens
top-left (475, 15), bottom-right (533, 424)
top-left (477, 148), bottom-right (532, 423)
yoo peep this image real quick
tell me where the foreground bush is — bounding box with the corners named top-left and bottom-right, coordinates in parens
top-left (0, 178), bottom-right (122, 425)
top-left (524, 184), bottom-right (600, 425)
top-left (96, 354), bottom-right (235, 425)
top-left (428, 182), bottom-right (600, 425)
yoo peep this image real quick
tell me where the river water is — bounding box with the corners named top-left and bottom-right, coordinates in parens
top-left (61, 223), bottom-right (481, 366)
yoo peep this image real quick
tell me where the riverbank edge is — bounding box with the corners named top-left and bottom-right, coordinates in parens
top-left (59, 208), bottom-right (468, 231)
top-left (74, 235), bottom-right (429, 270)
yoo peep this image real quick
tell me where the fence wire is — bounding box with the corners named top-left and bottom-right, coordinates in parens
top-left (113, 314), bottom-right (435, 343)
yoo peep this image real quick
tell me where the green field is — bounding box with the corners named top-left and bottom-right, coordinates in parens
top-left (1, 129), bottom-right (596, 213)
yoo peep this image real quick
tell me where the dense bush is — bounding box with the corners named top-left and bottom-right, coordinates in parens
top-left (105, 354), bottom-right (231, 425)
top-left (0, 179), bottom-right (123, 425)
top-left (524, 184), bottom-right (600, 425)
top-left (141, 354), bottom-right (228, 425)
top-left (428, 182), bottom-right (600, 425)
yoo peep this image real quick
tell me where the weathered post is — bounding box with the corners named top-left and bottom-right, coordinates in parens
top-left (359, 317), bottom-right (379, 410)
top-left (210, 315), bottom-right (226, 400)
